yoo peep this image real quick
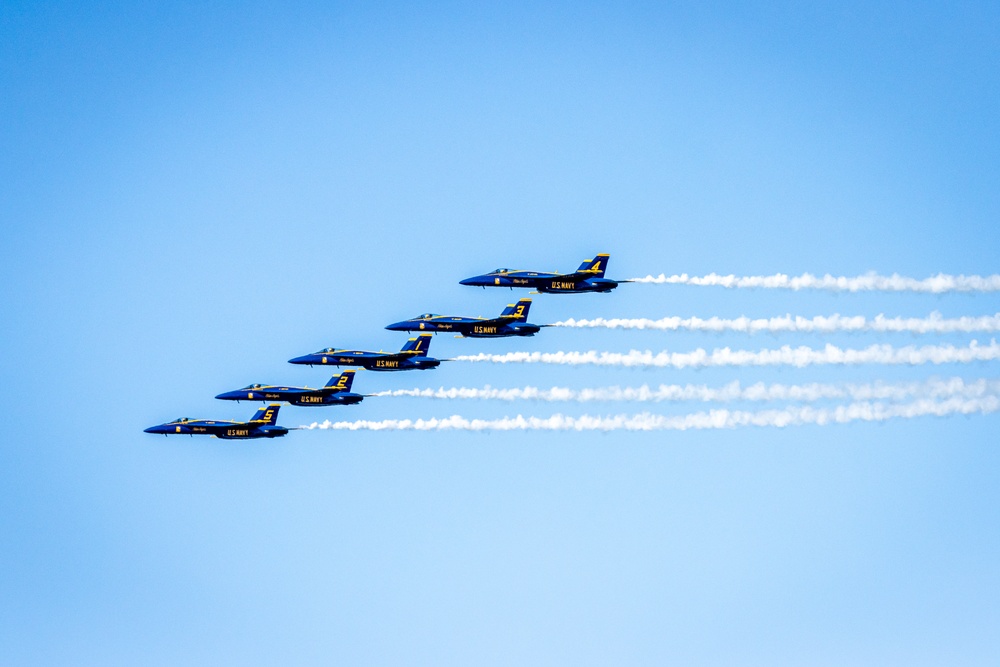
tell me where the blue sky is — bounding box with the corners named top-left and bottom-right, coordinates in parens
top-left (2, 2), bottom-right (999, 664)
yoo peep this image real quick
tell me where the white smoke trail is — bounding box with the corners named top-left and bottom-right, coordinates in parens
top-left (453, 340), bottom-right (1000, 369)
top-left (629, 272), bottom-right (1000, 293)
top-left (374, 377), bottom-right (1000, 404)
top-left (301, 396), bottom-right (1000, 432)
top-left (551, 312), bottom-right (1000, 334)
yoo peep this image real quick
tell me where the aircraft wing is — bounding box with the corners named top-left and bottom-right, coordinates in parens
top-left (334, 351), bottom-right (378, 360)
top-left (475, 316), bottom-right (516, 326)
top-left (551, 268), bottom-right (602, 282)
top-left (273, 387), bottom-right (311, 398)
top-left (510, 270), bottom-right (558, 280)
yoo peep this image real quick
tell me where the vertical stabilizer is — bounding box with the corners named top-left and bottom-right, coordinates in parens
top-left (500, 298), bottom-right (532, 322)
top-left (400, 333), bottom-right (433, 357)
top-left (325, 370), bottom-right (355, 392)
top-left (576, 253), bottom-right (609, 278)
top-left (250, 404), bottom-right (281, 424)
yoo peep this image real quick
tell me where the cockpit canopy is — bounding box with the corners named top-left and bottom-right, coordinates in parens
top-left (417, 313), bottom-right (438, 319)
top-left (174, 417), bottom-right (189, 423)
top-left (241, 384), bottom-right (263, 390)
top-left (493, 268), bottom-right (510, 274)
top-left (317, 347), bottom-right (338, 354)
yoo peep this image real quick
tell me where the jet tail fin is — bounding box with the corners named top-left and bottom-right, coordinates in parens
top-left (499, 298), bottom-right (532, 322)
top-left (400, 333), bottom-right (433, 357)
top-left (576, 253), bottom-right (609, 278)
top-left (325, 370), bottom-right (356, 392)
top-left (250, 404), bottom-right (281, 425)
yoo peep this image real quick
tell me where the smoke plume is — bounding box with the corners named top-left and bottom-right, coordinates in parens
top-left (629, 272), bottom-right (1000, 293)
top-left (551, 312), bottom-right (1000, 334)
top-left (374, 377), bottom-right (1000, 404)
top-left (302, 396), bottom-right (1000, 432)
top-left (453, 340), bottom-right (1000, 369)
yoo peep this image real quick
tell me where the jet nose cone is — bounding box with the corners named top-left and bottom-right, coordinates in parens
top-left (288, 355), bottom-right (311, 364)
top-left (459, 276), bottom-right (480, 286)
top-left (215, 391), bottom-right (237, 400)
top-left (385, 321), bottom-right (409, 331)
top-left (144, 425), bottom-right (163, 434)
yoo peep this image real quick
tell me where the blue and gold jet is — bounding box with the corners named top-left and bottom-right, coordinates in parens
top-left (144, 404), bottom-right (291, 439)
top-left (288, 333), bottom-right (440, 371)
top-left (459, 253), bottom-right (624, 293)
top-left (385, 298), bottom-right (541, 338)
top-left (215, 370), bottom-right (364, 406)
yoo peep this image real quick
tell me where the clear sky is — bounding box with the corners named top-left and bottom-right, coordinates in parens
top-left (2, 1), bottom-right (999, 664)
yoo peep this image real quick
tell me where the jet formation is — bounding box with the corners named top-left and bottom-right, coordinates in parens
top-left (146, 252), bottom-right (619, 438)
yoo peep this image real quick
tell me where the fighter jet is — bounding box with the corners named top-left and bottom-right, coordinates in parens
top-left (459, 253), bottom-right (624, 293)
top-left (215, 370), bottom-right (365, 406)
top-left (288, 333), bottom-right (440, 371)
top-left (385, 298), bottom-right (541, 338)
top-left (144, 404), bottom-right (290, 439)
